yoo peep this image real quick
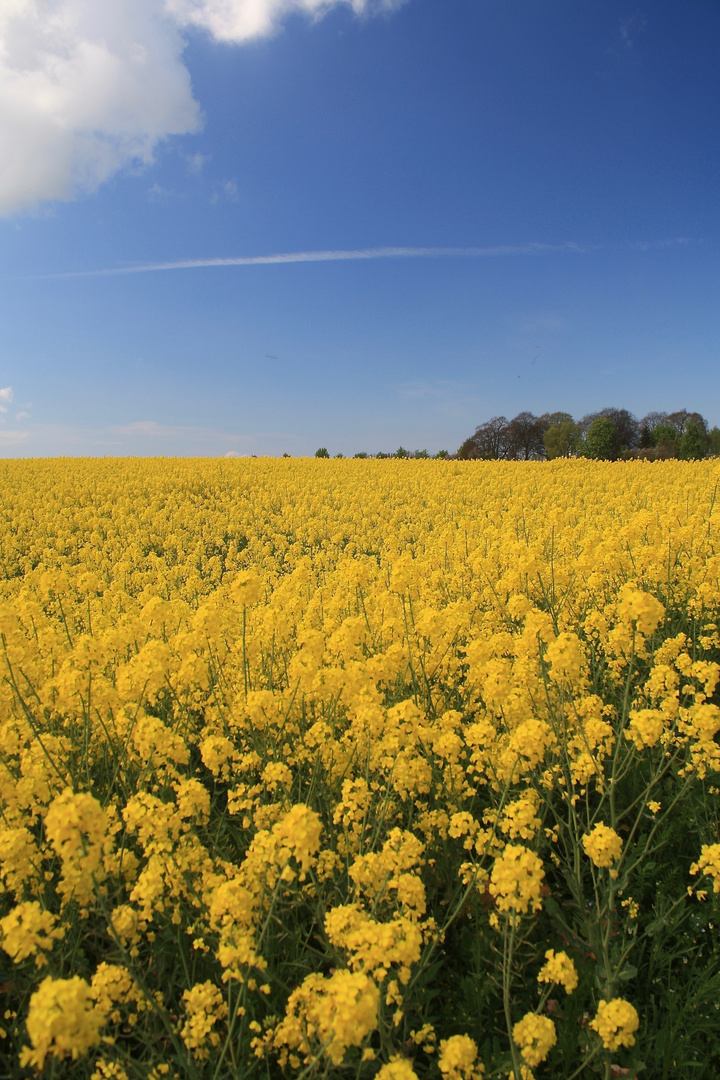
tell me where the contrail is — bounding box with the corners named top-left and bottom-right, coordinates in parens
top-left (36, 241), bottom-right (589, 279)
top-left (27, 237), bottom-right (694, 279)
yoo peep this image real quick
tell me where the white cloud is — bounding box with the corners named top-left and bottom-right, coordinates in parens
top-left (0, 387), bottom-right (14, 412)
top-left (164, 0), bottom-right (407, 44)
top-left (0, 0), bottom-right (409, 215)
top-left (0, 1), bottom-right (201, 215)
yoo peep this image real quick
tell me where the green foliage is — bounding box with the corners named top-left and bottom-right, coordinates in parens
top-left (544, 420), bottom-right (581, 460)
top-left (638, 422), bottom-right (654, 449)
top-left (709, 427), bottom-right (720, 457)
top-left (582, 417), bottom-right (621, 460)
top-left (679, 420), bottom-right (709, 460)
top-left (652, 424), bottom-right (680, 455)
top-left (314, 447), bottom-right (330, 458)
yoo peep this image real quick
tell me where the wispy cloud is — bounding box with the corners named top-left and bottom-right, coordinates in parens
top-left (397, 379), bottom-right (484, 420)
top-left (186, 152), bottom-right (209, 176)
top-left (31, 238), bottom-right (696, 280)
top-left (0, 429), bottom-right (29, 445)
top-left (210, 179), bottom-right (240, 204)
top-left (0, 387), bottom-right (13, 413)
top-left (0, 419), bottom-right (260, 457)
top-left (39, 242), bottom-right (588, 279)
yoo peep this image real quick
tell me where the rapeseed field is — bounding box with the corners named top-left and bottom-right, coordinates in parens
top-left (1, 457), bottom-right (719, 1080)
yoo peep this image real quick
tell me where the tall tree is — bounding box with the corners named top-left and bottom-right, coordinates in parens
top-left (458, 417), bottom-right (510, 459)
top-left (506, 412), bottom-right (546, 460)
top-left (640, 411), bottom-right (669, 433)
top-left (679, 420), bottom-right (709, 460)
top-left (544, 420), bottom-right (581, 460)
top-left (582, 417), bottom-right (621, 460)
top-left (667, 409), bottom-right (708, 437)
top-left (581, 408), bottom-right (639, 450)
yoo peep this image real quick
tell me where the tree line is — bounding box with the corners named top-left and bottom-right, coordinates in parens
top-left (457, 408), bottom-right (720, 461)
top-left (313, 447), bottom-right (451, 459)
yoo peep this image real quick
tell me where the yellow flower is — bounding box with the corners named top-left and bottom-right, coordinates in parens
top-left (545, 632), bottom-right (585, 683)
top-left (90, 964), bottom-right (140, 1024)
top-left (0, 901), bottom-right (64, 966)
top-left (438, 1033), bottom-right (485, 1079)
top-left (617, 586), bottom-right (665, 636)
top-left (582, 823), bottom-right (623, 869)
top-left (626, 707), bottom-right (666, 749)
top-left (589, 998), bottom-right (639, 1050)
top-left (537, 949), bottom-right (578, 994)
top-left (19, 975), bottom-right (103, 1070)
top-left (376, 1057), bottom-right (420, 1080)
top-left (512, 1012), bottom-right (556, 1066)
top-left (272, 969), bottom-right (379, 1066)
top-left (45, 788), bottom-right (111, 906)
top-left (231, 569), bottom-right (263, 606)
top-left (690, 843), bottom-right (720, 892)
top-left (489, 845), bottom-right (545, 916)
top-left (181, 981), bottom-right (228, 1059)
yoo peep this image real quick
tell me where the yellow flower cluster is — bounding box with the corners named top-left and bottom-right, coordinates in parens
top-left (0, 901), bottom-right (64, 966)
top-left (589, 997), bottom-right (640, 1050)
top-left (438, 1034), bottom-right (484, 1079)
top-left (537, 949), bottom-right (578, 994)
top-left (512, 1011), bottom-right (557, 1066)
top-left (489, 844), bottom-right (545, 916)
top-left (690, 843), bottom-right (720, 892)
top-left (271, 969), bottom-right (380, 1066)
top-left (20, 976), bottom-right (103, 1070)
top-left (582, 823), bottom-right (624, 869)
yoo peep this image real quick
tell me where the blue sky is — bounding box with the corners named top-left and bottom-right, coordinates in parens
top-left (1, 0), bottom-right (718, 457)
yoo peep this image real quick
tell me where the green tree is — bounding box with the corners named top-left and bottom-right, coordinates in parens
top-left (652, 424), bottom-right (679, 457)
top-left (395, 446), bottom-right (410, 458)
top-left (434, 449), bottom-right (450, 459)
top-left (679, 420), bottom-right (708, 460)
top-left (708, 427), bottom-right (720, 457)
top-left (314, 447), bottom-right (330, 458)
top-left (540, 410), bottom-right (574, 428)
top-left (582, 417), bottom-right (620, 460)
top-left (544, 420), bottom-right (581, 460)
top-left (638, 422), bottom-right (654, 449)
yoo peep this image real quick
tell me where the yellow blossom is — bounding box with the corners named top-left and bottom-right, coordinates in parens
top-left (589, 998), bottom-right (639, 1050)
top-left (512, 1012), bottom-right (557, 1066)
top-left (19, 976), bottom-right (104, 1070)
top-left (582, 823), bottom-right (623, 869)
